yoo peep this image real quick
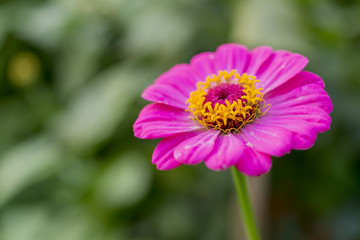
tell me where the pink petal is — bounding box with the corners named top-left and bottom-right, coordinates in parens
top-left (267, 105), bottom-right (331, 133)
top-left (265, 71), bottom-right (333, 114)
top-left (142, 64), bottom-right (198, 109)
top-left (190, 52), bottom-right (217, 81)
top-left (153, 132), bottom-right (199, 170)
top-left (142, 84), bottom-right (188, 109)
top-left (174, 129), bottom-right (219, 165)
top-left (204, 134), bottom-right (244, 171)
top-left (235, 147), bottom-right (272, 176)
top-left (214, 43), bottom-right (250, 73)
top-left (239, 122), bottom-right (293, 157)
top-left (267, 71), bottom-right (325, 91)
top-left (133, 103), bottom-right (202, 139)
top-left (246, 46), bottom-right (273, 75)
top-left (254, 50), bottom-right (309, 93)
top-left (256, 115), bottom-right (318, 150)
top-left (155, 64), bottom-right (199, 87)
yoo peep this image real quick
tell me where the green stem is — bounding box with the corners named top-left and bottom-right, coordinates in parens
top-left (231, 167), bottom-right (261, 240)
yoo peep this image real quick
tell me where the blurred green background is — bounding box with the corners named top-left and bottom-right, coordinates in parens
top-left (0, 0), bottom-right (359, 239)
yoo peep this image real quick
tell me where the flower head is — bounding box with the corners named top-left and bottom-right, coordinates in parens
top-left (133, 44), bottom-right (333, 176)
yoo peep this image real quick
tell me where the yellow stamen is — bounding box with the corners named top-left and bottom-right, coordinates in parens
top-left (186, 70), bottom-right (270, 133)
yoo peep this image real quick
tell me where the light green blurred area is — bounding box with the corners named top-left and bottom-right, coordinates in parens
top-left (0, 0), bottom-right (359, 239)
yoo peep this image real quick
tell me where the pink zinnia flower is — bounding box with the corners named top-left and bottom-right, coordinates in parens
top-left (133, 43), bottom-right (333, 176)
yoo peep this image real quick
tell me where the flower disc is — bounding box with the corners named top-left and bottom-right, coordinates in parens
top-left (186, 70), bottom-right (270, 132)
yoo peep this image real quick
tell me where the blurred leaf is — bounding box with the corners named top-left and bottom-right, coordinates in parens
top-left (123, 2), bottom-right (193, 59)
top-left (232, 0), bottom-right (310, 52)
top-left (0, 98), bottom-right (37, 153)
top-left (0, 135), bottom-right (63, 206)
top-left (93, 151), bottom-right (151, 209)
top-left (50, 65), bottom-right (146, 152)
top-left (54, 19), bottom-right (109, 99)
top-left (0, 205), bottom-right (121, 240)
top-left (12, 2), bottom-right (70, 49)
top-left (0, 206), bottom-right (48, 240)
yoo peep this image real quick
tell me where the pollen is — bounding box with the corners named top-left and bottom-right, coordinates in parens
top-left (186, 70), bottom-right (270, 133)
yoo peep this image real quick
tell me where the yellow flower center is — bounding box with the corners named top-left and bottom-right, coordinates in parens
top-left (186, 70), bottom-right (270, 133)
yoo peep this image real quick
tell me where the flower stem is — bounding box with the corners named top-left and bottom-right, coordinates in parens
top-left (231, 167), bottom-right (261, 240)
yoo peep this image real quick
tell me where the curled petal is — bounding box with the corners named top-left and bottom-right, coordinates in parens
top-left (240, 122), bottom-right (292, 157)
top-left (133, 103), bottom-right (202, 139)
top-left (204, 134), bottom-right (244, 171)
top-left (267, 105), bottom-right (331, 133)
top-left (257, 115), bottom-right (318, 150)
top-left (174, 129), bottom-right (219, 165)
top-left (236, 147), bottom-right (272, 176)
top-left (153, 132), bottom-right (199, 170)
top-left (142, 64), bottom-right (199, 109)
top-left (142, 84), bottom-right (189, 109)
top-left (266, 71), bottom-right (333, 114)
top-left (264, 71), bottom-right (333, 138)
top-left (254, 50), bottom-right (309, 93)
